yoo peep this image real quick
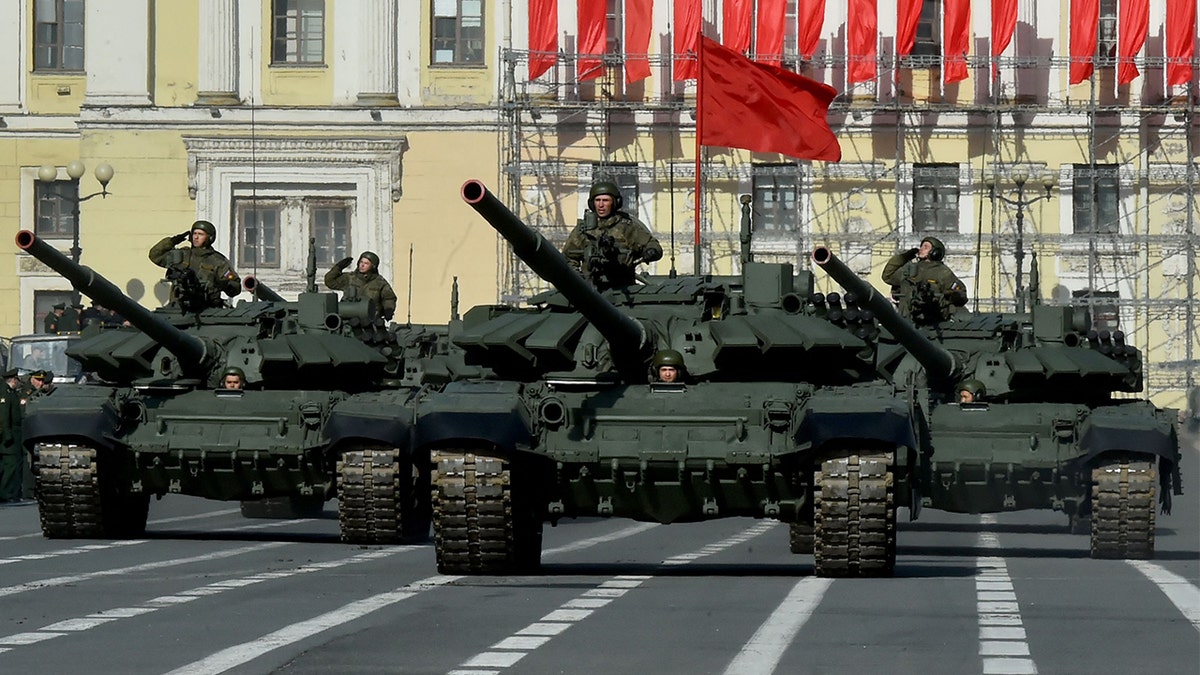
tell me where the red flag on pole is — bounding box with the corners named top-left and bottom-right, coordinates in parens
top-left (897, 0), bottom-right (922, 57)
top-left (1117, 0), bottom-right (1149, 84)
top-left (797, 0), bottom-right (826, 60)
top-left (528, 0), bottom-right (557, 80)
top-left (723, 0), bottom-right (753, 54)
top-left (577, 0), bottom-right (607, 82)
top-left (698, 36), bottom-right (842, 161)
top-left (674, 0), bottom-right (702, 80)
top-left (943, 0), bottom-right (970, 83)
top-left (625, 0), bottom-right (653, 82)
top-left (847, 0), bottom-right (877, 84)
top-left (1165, 0), bottom-right (1196, 86)
top-left (756, 0), bottom-right (787, 64)
top-left (991, 0), bottom-right (1018, 79)
top-left (1069, 0), bottom-right (1099, 84)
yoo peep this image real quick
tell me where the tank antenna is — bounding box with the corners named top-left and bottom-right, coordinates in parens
top-left (450, 276), bottom-right (460, 321)
top-left (406, 243), bottom-right (414, 326)
top-left (668, 158), bottom-right (677, 278)
top-left (1029, 252), bottom-right (1040, 309)
top-left (739, 194), bottom-right (753, 268)
top-left (306, 237), bottom-right (317, 292)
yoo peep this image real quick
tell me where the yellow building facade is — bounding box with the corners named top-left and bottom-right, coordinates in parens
top-left (0, 1), bottom-right (1196, 408)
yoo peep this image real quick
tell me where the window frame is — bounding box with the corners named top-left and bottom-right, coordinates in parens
top-left (33, 0), bottom-right (85, 72)
top-left (271, 0), bottom-right (326, 66)
top-left (235, 198), bottom-right (283, 269)
top-left (910, 0), bottom-right (942, 64)
top-left (751, 163), bottom-right (802, 233)
top-left (1097, 0), bottom-right (1118, 67)
top-left (912, 162), bottom-right (960, 234)
top-left (430, 0), bottom-right (485, 67)
top-left (309, 200), bottom-right (353, 268)
top-left (34, 179), bottom-right (78, 239)
top-left (1072, 164), bottom-right (1120, 235)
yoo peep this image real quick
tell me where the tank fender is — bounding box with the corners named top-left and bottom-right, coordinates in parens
top-left (324, 391), bottom-right (417, 451)
top-left (793, 395), bottom-right (919, 460)
top-left (22, 388), bottom-right (122, 451)
top-left (1074, 405), bottom-right (1181, 511)
top-left (414, 381), bottom-right (533, 451)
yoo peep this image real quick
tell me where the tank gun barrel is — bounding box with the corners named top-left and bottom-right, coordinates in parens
top-left (812, 245), bottom-right (960, 380)
top-left (460, 179), bottom-right (650, 368)
top-left (243, 275), bottom-right (284, 302)
top-left (16, 230), bottom-right (210, 370)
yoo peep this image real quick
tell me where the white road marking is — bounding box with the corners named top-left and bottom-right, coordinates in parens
top-left (0, 539), bottom-right (145, 565)
top-left (977, 515), bottom-right (1038, 675)
top-left (449, 521), bottom-right (780, 675)
top-left (721, 576), bottom-right (835, 675)
top-left (165, 575), bottom-right (459, 675)
top-left (0, 547), bottom-right (418, 650)
top-left (541, 522), bottom-right (659, 556)
top-left (1128, 560), bottom-right (1200, 631)
top-left (0, 507), bottom-right (242, 541)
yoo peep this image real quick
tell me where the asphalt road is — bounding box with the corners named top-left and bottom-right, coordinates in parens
top-left (0, 442), bottom-right (1196, 675)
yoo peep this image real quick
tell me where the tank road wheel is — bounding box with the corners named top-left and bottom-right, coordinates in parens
top-left (813, 451), bottom-right (896, 577)
top-left (431, 449), bottom-right (543, 575)
top-left (1090, 454), bottom-right (1156, 560)
top-left (338, 445), bottom-right (424, 545)
top-left (35, 443), bottom-right (149, 539)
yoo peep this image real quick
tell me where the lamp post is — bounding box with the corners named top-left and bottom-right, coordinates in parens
top-left (986, 168), bottom-right (1056, 314)
top-left (36, 161), bottom-right (115, 304)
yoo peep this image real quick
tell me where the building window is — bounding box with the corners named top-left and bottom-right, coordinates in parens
top-left (35, 179), bottom-right (77, 238)
top-left (752, 164), bottom-right (801, 232)
top-left (34, 0), bottom-right (85, 71)
top-left (605, 0), bottom-right (622, 54)
top-left (912, 163), bottom-right (959, 233)
top-left (592, 164), bottom-right (639, 215)
top-left (1073, 164), bottom-right (1120, 234)
top-left (911, 0), bottom-right (941, 61)
top-left (432, 0), bottom-right (484, 65)
top-left (34, 291), bottom-right (74, 336)
top-left (1097, 0), bottom-right (1118, 66)
top-left (272, 0), bottom-right (325, 65)
top-left (310, 202), bottom-right (351, 267)
top-left (237, 200), bottom-right (281, 268)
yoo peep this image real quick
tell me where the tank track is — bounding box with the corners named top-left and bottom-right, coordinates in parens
top-left (1090, 454), bottom-right (1156, 559)
top-left (431, 449), bottom-right (542, 575)
top-left (813, 451), bottom-right (896, 577)
top-left (35, 443), bottom-right (148, 539)
top-left (789, 522), bottom-right (814, 554)
top-left (339, 446), bottom-right (425, 545)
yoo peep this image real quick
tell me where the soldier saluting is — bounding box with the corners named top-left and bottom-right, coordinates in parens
top-left (562, 181), bottom-right (662, 289)
top-left (149, 220), bottom-right (241, 310)
top-left (882, 236), bottom-right (968, 324)
top-left (324, 251), bottom-right (397, 321)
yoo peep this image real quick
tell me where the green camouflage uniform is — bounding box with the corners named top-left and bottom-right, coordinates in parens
top-left (562, 212), bottom-right (661, 286)
top-left (882, 252), bottom-right (968, 322)
top-left (324, 264), bottom-right (398, 320)
top-left (149, 235), bottom-right (241, 308)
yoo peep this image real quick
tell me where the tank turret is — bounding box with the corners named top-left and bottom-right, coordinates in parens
top-left (16, 230), bottom-right (212, 373)
top-left (812, 245), bottom-right (960, 381)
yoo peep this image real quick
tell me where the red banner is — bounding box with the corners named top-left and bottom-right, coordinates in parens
top-left (699, 36), bottom-right (841, 161)
top-left (991, 0), bottom-right (1018, 79)
top-left (625, 0), bottom-right (653, 82)
top-left (1165, 0), bottom-right (1196, 86)
top-left (943, 0), bottom-right (970, 83)
top-left (1069, 0), bottom-right (1099, 84)
top-left (756, 0), bottom-right (787, 63)
top-left (797, 0), bottom-right (826, 60)
top-left (723, 0), bottom-right (753, 54)
top-left (896, 0), bottom-right (922, 57)
top-left (847, 0), bottom-right (877, 83)
top-left (528, 0), bottom-right (557, 80)
top-left (1116, 0), bottom-right (1149, 84)
top-left (674, 0), bottom-right (702, 80)
top-left (577, 0), bottom-right (607, 82)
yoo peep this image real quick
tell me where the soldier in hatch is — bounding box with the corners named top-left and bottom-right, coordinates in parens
top-left (957, 379), bottom-right (986, 404)
top-left (149, 220), bottom-right (241, 310)
top-left (324, 251), bottom-right (398, 321)
top-left (562, 181), bottom-right (663, 288)
top-left (221, 366), bottom-right (246, 390)
top-left (651, 349), bottom-right (687, 384)
top-left (881, 236), bottom-right (968, 324)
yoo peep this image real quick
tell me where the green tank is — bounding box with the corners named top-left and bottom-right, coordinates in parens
top-left (420, 181), bottom-right (922, 578)
top-left (15, 229), bottom-right (460, 544)
top-left (812, 245), bottom-right (1182, 559)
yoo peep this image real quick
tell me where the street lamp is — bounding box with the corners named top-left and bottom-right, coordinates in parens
top-left (986, 167), bottom-right (1056, 313)
top-left (36, 161), bottom-right (115, 304)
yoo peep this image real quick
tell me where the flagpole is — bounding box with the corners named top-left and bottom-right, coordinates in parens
top-left (693, 32), bottom-right (703, 276)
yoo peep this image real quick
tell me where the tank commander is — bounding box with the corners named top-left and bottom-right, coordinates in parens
top-left (562, 181), bottom-right (662, 289)
top-left (149, 220), bottom-right (241, 310)
top-left (43, 303), bottom-right (64, 334)
top-left (324, 251), bottom-right (397, 321)
top-left (221, 366), bottom-right (246, 390)
top-left (957, 379), bottom-right (986, 404)
top-left (651, 349), bottom-right (686, 384)
top-left (882, 236), bottom-right (968, 324)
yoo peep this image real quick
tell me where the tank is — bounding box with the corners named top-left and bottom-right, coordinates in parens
top-left (812, 245), bottom-right (1182, 559)
top-left (15, 230), bottom-right (459, 544)
top-left (420, 181), bottom-right (921, 577)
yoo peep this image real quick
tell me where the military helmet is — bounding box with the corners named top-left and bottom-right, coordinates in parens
top-left (588, 180), bottom-right (624, 211)
top-left (192, 220), bottom-right (217, 245)
top-left (957, 378), bottom-right (986, 398)
top-left (222, 366), bottom-right (246, 380)
top-left (358, 251), bottom-right (380, 271)
top-left (921, 236), bottom-right (946, 262)
top-left (652, 349), bottom-right (685, 369)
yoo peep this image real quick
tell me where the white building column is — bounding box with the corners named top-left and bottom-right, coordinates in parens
top-left (358, 0), bottom-right (399, 105)
top-left (0, 1), bottom-right (24, 110)
top-left (84, 0), bottom-right (151, 106)
top-left (397, 1), bottom-right (421, 105)
top-left (197, 0), bottom-right (240, 105)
